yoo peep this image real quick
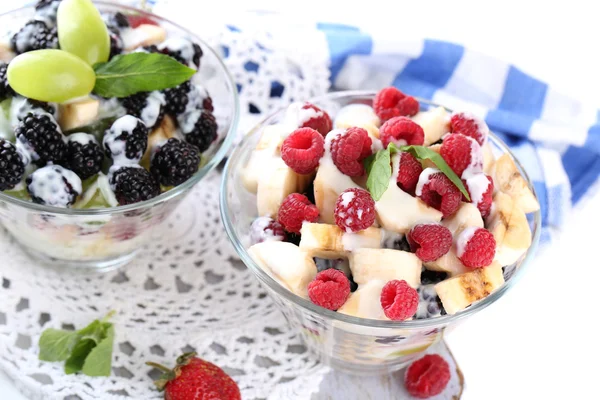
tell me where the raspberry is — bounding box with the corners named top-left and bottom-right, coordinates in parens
top-left (373, 87), bottom-right (419, 122)
top-left (285, 102), bottom-right (332, 136)
top-left (281, 128), bottom-right (325, 174)
top-left (380, 280), bottom-right (419, 321)
top-left (150, 138), bottom-right (200, 186)
top-left (277, 193), bottom-right (319, 233)
top-left (62, 133), bottom-right (104, 180)
top-left (329, 127), bottom-right (372, 177)
top-left (127, 15), bottom-right (158, 28)
top-left (440, 133), bottom-right (483, 177)
top-left (450, 112), bottom-right (489, 146)
top-left (334, 188), bottom-right (376, 233)
top-left (416, 169), bottom-right (461, 218)
top-left (0, 139), bottom-right (25, 191)
top-left (407, 224), bottom-right (452, 262)
top-left (11, 20), bottom-right (58, 54)
top-left (463, 173), bottom-right (494, 218)
top-left (308, 269), bottom-right (351, 310)
top-left (456, 227), bottom-right (496, 268)
top-left (249, 217), bottom-right (286, 245)
top-left (109, 166), bottom-right (160, 205)
top-left (15, 112), bottom-right (65, 165)
top-left (397, 152), bottom-right (423, 194)
top-left (404, 354), bottom-right (451, 398)
top-left (379, 116), bottom-right (424, 148)
top-left (0, 63), bottom-right (15, 101)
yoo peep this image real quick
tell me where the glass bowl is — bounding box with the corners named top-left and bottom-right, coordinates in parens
top-left (221, 90), bottom-right (541, 375)
top-left (0, 2), bottom-right (239, 271)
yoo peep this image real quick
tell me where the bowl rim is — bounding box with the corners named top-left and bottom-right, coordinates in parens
top-left (0, 1), bottom-right (240, 216)
top-left (220, 89), bottom-right (542, 329)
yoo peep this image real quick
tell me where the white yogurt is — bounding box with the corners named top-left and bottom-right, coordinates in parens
top-left (67, 132), bottom-right (97, 146)
top-left (455, 226), bottom-right (478, 258)
top-left (463, 172), bottom-right (491, 206)
top-left (249, 216), bottom-right (285, 244)
top-left (340, 191), bottom-right (355, 207)
top-left (140, 91), bottom-right (166, 128)
top-left (159, 37), bottom-right (199, 68)
top-left (283, 102), bottom-right (323, 132)
top-left (460, 135), bottom-right (484, 178)
top-left (103, 115), bottom-right (145, 165)
top-left (415, 168), bottom-right (440, 197)
top-left (177, 109), bottom-right (201, 135)
top-left (27, 165), bottom-right (82, 208)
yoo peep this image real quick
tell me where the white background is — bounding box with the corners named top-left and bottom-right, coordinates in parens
top-left (1, 0), bottom-right (600, 398)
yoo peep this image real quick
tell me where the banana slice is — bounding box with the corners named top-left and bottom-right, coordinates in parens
top-left (242, 124), bottom-right (287, 193)
top-left (299, 223), bottom-right (382, 258)
top-left (141, 115), bottom-right (179, 168)
top-left (334, 104), bottom-right (381, 139)
top-left (123, 25), bottom-right (167, 51)
top-left (491, 153), bottom-right (539, 213)
top-left (435, 261), bottom-right (504, 315)
top-left (482, 142), bottom-right (496, 175)
top-left (411, 106), bottom-right (450, 146)
top-left (337, 280), bottom-right (389, 320)
top-left (58, 98), bottom-right (100, 132)
top-left (375, 154), bottom-right (442, 233)
top-left (349, 248), bottom-right (421, 288)
top-left (0, 41), bottom-right (15, 62)
top-left (248, 241), bottom-right (317, 298)
top-left (486, 192), bottom-right (532, 266)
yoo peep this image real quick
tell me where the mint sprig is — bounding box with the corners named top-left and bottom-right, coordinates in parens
top-left (92, 53), bottom-right (196, 98)
top-left (39, 312), bottom-right (115, 377)
top-left (365, 144), bottom-right (470, 201)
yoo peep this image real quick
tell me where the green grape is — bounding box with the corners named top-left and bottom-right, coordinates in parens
top-left (7, 50), bottom-right (96, 103)
top-left (57, 0), bottom-right (110, 65)
top-left (3, 188), bottom-right (30, 201)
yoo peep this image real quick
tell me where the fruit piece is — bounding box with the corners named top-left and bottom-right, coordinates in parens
top-left (463, 173), bottom-right (493, 218)
top-left (10, 96), bottom-right (58, 128)
top-left (58, 98), bottom-right (100, 131)
top-left (486, 191), bottom-right (532, 266)
top-left (122, 25), bottom-right (167, 52)
top-left (440, 133), bottom-right (483, 177)
top-left (57, 0), bottom-right (110, 65)
top-left (248, 241), bottom-right (317, 298)
top-left (127, 15), bottom-right (158, 29)
top-left (404, 354), bottom-right (451, 398)
top-left (62, 133), bottom-right (104, 180)
top-left (103, 115), bottom-right (148, 165)
top-left (277, 193), bottom-right (319, 233)
top-left (337, 279), bottom-right (389, 319)
top-left (330, 127), bottom-right (372, 176)
top-left (349, 248), bottom-right (421, 288)
top-left (396, 151), bottom-right (423, 194)
top-left (411, 106), bottom-right (450, 146)
top-left (0, 139), bottom-right (25, 191)
top-left (379, 116), bottom-right (425, 148)
top-left (0, 63), bottom-right (15, 100)
top-left (283, 102), bottom-right (332, 136)
top-left (7, 50), bottom-right (95, 103)
top-left (281, 127), bottom-right (325, 174)
top-left (308, 269), bottom-right (351, 310)
top-left (147, 352), bottom-right (241, 400)
top-left (150, 138), bottom-right (200, 186)
top-left (26, 164), bottom-right (82, 207)
top-left (163, 81), bottom-right (212, 116)
top-left (108, 165), bottom-right (159, 205)
top-left (334, 103), bottom-right (381, 139)
top-left (380, 279), bottom-right (419, 321)
top-left (177, 109), bottom-right (217, 152)
top-left (11, 20), bottom-right (58, 54)
top-left (334, 188), bottom-right (376, 233)
top-left (450, 112), bottom-right (488, 145)
top-left (242, 124), bottom-right (286, 193)
top-left (119, 91), bottom-right (165, 129)
top-left (141, 114), bottom-right (179, 168)
top-left (407, 224), bottom-right (452, 262)
top-left (435, 261), bottom-right (504, 314)
top-left (416, 168), bottom-right (461, 218)
top-left (456, 227), bottom-right (496, 268)
top-left (15, 112), bottom-right (65, 164)
top-left (376, 155), bottom-right (442, 233)
top-left (299, 223), bottom-right (382, 258)
top-left (482, 141), bottom-right (495, 175)
top-left (249, 216), bottom-right (286, 245)
top-left (491, 153), bottom-right (540, 213)
top-left (373, 87), bottom-right (419, 121)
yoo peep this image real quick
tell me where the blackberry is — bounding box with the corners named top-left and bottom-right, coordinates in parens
top-left (381, 231), bottom-right (411, 252)
top-left (34, 0), bottom-right (61, 26)
top-left (0, 139), bottom-right (25, 191)
top-left (178, 109), bottom-right (217, 152)
top-left (163, 82), bottom-right (213, 116)
top-left (119, 91), bottom-right (165, 128)
top-left (159, 38), bottom-right (203, 70)
top-left (109, 166), bottom-right (160, 205)
top-left (103, 115), bottom-right (149, 165)
top-left (62, 133), bottom-right (104, 180)
top-left (11, 20), bottom-right (58, 54)
top-left (105, 12), bottom-right (130, 30)
top-left (0, 63), bottom-right (15, 100)
top-left (414, 285), bottom-right (445, 320)
top-left (11, 97), bottom-right (59, 127)
top-left (15, 112), bottom-right (65, 165)
top-left (108, 27), bottom-right (124, 59)
top-left (420, 269), bottom-right (448, 285)
top-left (26, 165), bottom-right (82, 208)
top-left (150, 138), bottom-right (200, 186)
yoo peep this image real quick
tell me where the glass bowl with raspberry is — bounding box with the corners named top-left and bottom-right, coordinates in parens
top-left (0, 2), bottom-right (239, 270)
top-left (221, 89), bottom-right (541, 375)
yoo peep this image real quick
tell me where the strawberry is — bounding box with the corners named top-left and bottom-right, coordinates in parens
top-left (147, 352), bottom-right (241, 400)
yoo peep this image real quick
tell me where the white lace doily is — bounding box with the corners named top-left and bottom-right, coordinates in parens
top-left (0, 9), bottom-right (333, 400)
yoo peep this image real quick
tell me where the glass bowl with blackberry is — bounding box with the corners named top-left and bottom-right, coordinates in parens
top-left (220, 90), bottom-right (541, 375)
top-left (0, 1), bottom-right (239, 270)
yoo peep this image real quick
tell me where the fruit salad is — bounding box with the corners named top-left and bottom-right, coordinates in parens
top-left (245, 87), bottom-right (539, 321)
top-left (0, 0), bottom-right (218, 209)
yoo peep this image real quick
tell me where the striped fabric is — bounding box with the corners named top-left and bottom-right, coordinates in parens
top-left (318, 22), bottom-right (598, 240)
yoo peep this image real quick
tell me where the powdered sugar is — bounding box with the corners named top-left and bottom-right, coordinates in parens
top-left (415, 168), bottom-right (440, 196)
top-left (455, 226), bottom-right (478, 257)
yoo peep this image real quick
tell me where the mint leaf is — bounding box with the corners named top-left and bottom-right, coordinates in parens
top-left (400, 145), bottom-right (471, 201)
top-left (38, 329), bottom-right (80, 362)
top-left (82, 325), bottom-right (114, 377)
top-left (366, 147), bottom-right (392, 201)
top-left (93, 53), bottom-right (195, 98)
top-left (65, 339), bottom-right (97, 375)
top-left (77, 320), bottom-right (106, 344)
top-left (363, 153), bottom-right (376, 176)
